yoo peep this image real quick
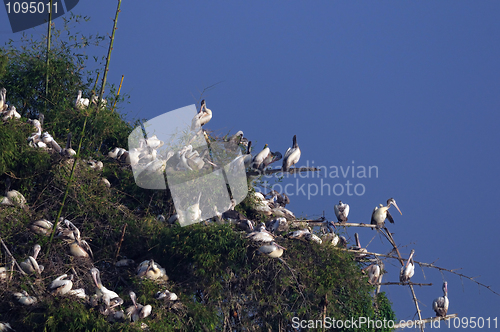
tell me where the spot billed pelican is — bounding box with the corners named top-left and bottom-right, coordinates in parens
top-left (126, 291), bottom-right (152, 322)
top-left (282, 135), bottom-right (301, 172)
top-left (136, 259), bottom-right (168, 280)
top-left (60, 133), bottom-right (76, 157)
top-left (20, 244), bottom-right (44, 274)
top-left (433, 282), bottom-right (449, 317)
top-left (363, 261), bottom-right (382, 285)
top-left (90, 267), bottom-right (123, 308)
top-left (258, 241), bottom-right (286, 258)
top-left (75, 90), bottom-right (90, 109)
top-left (0, 321), bottom-right (14, 331)
top-left (371, 198), bottom-right (402, 228)
top-left (68, 228), bottom-right (93, 259)
top-left (30, 219), bottom-right (54, 236)
top-left (1, 178), bottom-right (27, 209)
top-left (191, 99), bottom-right (212, 130)
top-left (334, 201), bottom-right (349, 223)
top-left (251, 144), bottom-right (270, 170)
top-left (399, 249), bottom-right (415, 283)
top-left (49, 274), bottom-right (73, 296)
top-left (155, 289), bottom-right (178, 301)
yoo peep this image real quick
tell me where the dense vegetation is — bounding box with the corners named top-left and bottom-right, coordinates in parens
top-left (0, 18), bottom-right (395, 331)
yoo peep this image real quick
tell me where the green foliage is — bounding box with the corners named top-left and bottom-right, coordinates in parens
top-left (0, 16), bottom-right (395, 332)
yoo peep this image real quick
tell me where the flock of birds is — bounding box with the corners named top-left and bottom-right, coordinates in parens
top-left (0, 91), bottom-right (449, 329)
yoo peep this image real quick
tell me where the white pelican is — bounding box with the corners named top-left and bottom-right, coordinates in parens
top-left (191, 99), bottom-right (212, 131)
top-left (334, 201), bottom-right (349, 223)
top-left (75, 90), bottom-right (90, 109)
top-left (20, 244), bottom-right (44, 274)
top-left (399, 249), bottom-right (415, 283)
top-left (282, 135), bottom-right (301, 172)
top-left (155, 290), bottom-right (178, 301)
top-left (363, 262), bottom-right (381, 285)
top-left (2, 105), bottom-right (21, 121)
top-left (433, 282), bottom-right (449, 317)
top-left (49, 274), bottom-right (73, 296)
top-left (13, 290), bottom-right (37, 305)
top-left (246, 226), bottom-right (275, 243)
top-left (126, 291), bottom-right (152, 322)
top-left (371, 198), bottom-right (402, 228)
top-left (60, 133), bottom-right (76, 157)
top-left (266, 217), bottom-right (288, 234)
top-left (69, 228), bottom-right (93, 259)
top-left (41, 132), bottom-right (62, 153)
top-left (1, 178), bottom-right (27, 209)
top-left (0, 322), bottom-right (14, 331)
top-left (90, 267), bottom-right (123, 308)
top-left (258, 241), bottom-right (286, 258)
top-left (287, 228), bottom-right (312, 241)
top-left (305, 232), bottom-right (323, 244)
top-left (67, 288), bottom-right (87, 299)
top-left (0, 87), bottom-right (6, 111)
top-left (101, 178), bottom-right (111, 188)
top-left (251, 144), bottom-right (270, 170)
top-left (30, 219), bottom-right (54, 236)
top-left (136, 259), bottom-right (168, 280)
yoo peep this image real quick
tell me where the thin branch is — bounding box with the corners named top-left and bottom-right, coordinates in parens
top-left (378, 282), bottom-right (432, 286)
top-left (408, 283), bottom-right (424, 332)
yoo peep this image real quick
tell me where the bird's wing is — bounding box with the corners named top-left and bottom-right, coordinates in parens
top-left (386, 210), bottom-right (395, 223)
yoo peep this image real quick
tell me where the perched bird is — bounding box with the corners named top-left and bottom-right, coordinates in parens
top-left (305, 232), bottom-right (323, 244)
top-left (266, 217), bottom-right (288, 234)
top-left (334, 201), bottom-right (349, 223)
top-left (191, 99), bottom-right (212, 130)
top-left (20, 244), bottom-right (44, 274)
top-left (136, 259), bottom-right (168, 280)
top-left (90, 268), bottom-right (123, 309)
top-left (287, 228), bottom-right (312, 241)
top-left (433, 282), bottom-right (449, 317)
top-left (2, 105), bottom-right (21, 121)
top-left (13, 290), bottom-right (37, 305)
top-left (0, 266), bottom-right (10, 280)
top-left (126, 291), bottom-right (152, 322)
top-left (184, 192), bottom-right (202, 224)
top-left (155, 289), bottom-right (178, 301)
top-left (68, 228), bottom-right (93, 259)
top-left (399, 249), bottom-right (415, 283)
top-left (363, 262), bottom-right (382, 285)
top-left (246, 225), bottom-right (275, 243)
top-left (60, 133), bottom-right (76, 157)
top-left (282, 135), bottom-right (301, 172)
top-left (371, 198), bottom-right (402, 228)
top-left (1, 178), bottom-right (27, 209)
top-left (321, 221), bottom-right (340, 246)
top-left (349, 233), bottom-right (368, 258)
top-left (251, 144), bottom-right (270, 170)
top-left (258, 241), bottom-right (286, 258)
top-left (49, 274), bottom-right (73, 296)
top-left (75, 90), bottom-right (90, 109)
top-left (30, 219), bottom-right (54, 236)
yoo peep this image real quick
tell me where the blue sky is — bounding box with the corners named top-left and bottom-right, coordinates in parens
top-left (1, 1), bottom-right (499, 329)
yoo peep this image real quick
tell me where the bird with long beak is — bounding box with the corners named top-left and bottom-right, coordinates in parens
top-left (246, 224), bottom-right (275, 243)
top-left (68, 228), bottom-right (93, 259)
top-left (90, 268), bottom-right (123, 309)
top-left (371, 198), bottom-right (402, 228)
top-left (334, 201), bottom-right (349, 223)
top-left (20, 244), bottom-right (44, 275)
top-left (251, 144), bottom-right (270, 170)
top-left (49, 274), bottom-right (74, 296)
top-left (126, 291), bottom-right (152, 322)
top-left (191, 99), bottom-right (212, 130)
top-left (433, 281), bottom-right (449, 317)
top-left (282, 135), bottom-right (301, 172)
top-left (0, 321), bottom-right (14, 331)
top-left (60, 133), bottom-right (76, 158)
top-left (399, 249), bottom-right (415, 283)
top-left (258, 241), bottom-right (286, 258)
top-left (30, 219), bottom-right (54, 236)
top-left (349, 233), bottom-right (368, 259)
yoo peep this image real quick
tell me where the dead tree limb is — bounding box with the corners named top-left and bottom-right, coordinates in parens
top-left (378, 282), bottom-right (432, 286)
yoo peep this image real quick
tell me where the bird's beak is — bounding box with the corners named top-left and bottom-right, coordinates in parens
top-left (393, 201), bottom-right (402, 215)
